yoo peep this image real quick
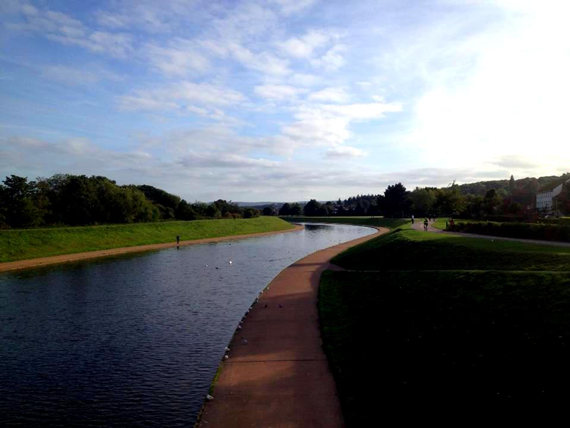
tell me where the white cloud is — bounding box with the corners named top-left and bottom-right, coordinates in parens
top-left (308, 87), bottom-right (349, 103)
top-left (118, 82), bottom-right (247, 116)
top-left (13, 3), bottom-right (135, 58)
top-left (271, 0), bottom-right (318, 16)
top-left (145, 39), bottom-right (211, 76)
top-left (40, 64), bottom-right (122, 85)
top-left (325, 146), bottom-right (366, 158)
top-left (230, 43), bottom-right (291, 76)
top-left (288, 73), bottom-right (322, 87)
top-left (279, 29), bottom-right (333, 59)
top-left (310, 44), bottom-right (346, 71)
top-left (254, 84), bottom-right (305, 100)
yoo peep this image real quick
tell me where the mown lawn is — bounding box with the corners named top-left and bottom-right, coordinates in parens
top-left (319, 227), bottom-right (570, 423)
top-left (0, 217), bottom-right (294, 263)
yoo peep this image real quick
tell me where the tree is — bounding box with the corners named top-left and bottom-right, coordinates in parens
top-left (409, 187), bottom-right (436, 216)
top-left (434, 185), bottom-right (467, 217)
top-left (0, 175), bottom-right (44, 228)
top-left (278, 203), bottom-right (291, 216)
top-left (555, 184), bottom-right (570, 215)
top-left (290, 203), bottom-right (303, 216)
top-left (383, 183), bottom-right (410, 217)
top-left (303, 199), bottom-right (322, 216)
top-left (483, 188), bottom-right (502, 216)
top-left (262, 206), bottom-right (276, 216)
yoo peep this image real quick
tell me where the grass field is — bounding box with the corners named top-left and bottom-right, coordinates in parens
top-left (0, 217), bottom-right (294, 263)
top-left (318, 225), bottom-right (570, 423)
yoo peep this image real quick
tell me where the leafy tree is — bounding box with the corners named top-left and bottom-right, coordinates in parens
top-left (279, 203), bottom-right (291, 216)
top-left (303, 199), bottom-right (322, 216)
top-left (262, 206), bottom-right (276, 216)
top-left (555, 184), bottom-right (570, 215)
top-left (434, 186), bottom-right (467, 217)
top-left (290, 203), bottom-right (303, 216)
top-left (0, 175), bottom-right (44, 228)
top-left (176, 200), bottom-right (198, 220)
top-left (383, 183), bottom-right (410, 217)
top-left (243, 208), bottom-right (260, 218)
top-left (409, 187), bottom-right (436, 216)
top-left (483, 188), bottom-right (502, 215)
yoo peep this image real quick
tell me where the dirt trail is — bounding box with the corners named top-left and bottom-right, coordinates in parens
top-left (197, 227), bottom-right (388, 428)
top-left (0, 225), bottom-right (304, 273)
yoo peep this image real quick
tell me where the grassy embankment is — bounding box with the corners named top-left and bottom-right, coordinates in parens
top-left (0, 217), bottom-right (294, 263)
top-left (318, 225), bottom-right (570, 423)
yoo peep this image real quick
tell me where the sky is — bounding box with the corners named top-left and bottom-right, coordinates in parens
top-left (1, 0), bottom-right (569, 202)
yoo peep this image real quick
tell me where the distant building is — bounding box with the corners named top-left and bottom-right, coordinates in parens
top-left (536, 177), bottom-right (570, 212)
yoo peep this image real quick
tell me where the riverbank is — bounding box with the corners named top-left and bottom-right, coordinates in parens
top-left (196, 226), bottom-right (388, 427)
top-left (0, 218), bottom-right (300, 272)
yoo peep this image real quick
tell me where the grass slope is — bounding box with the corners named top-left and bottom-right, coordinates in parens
top-left (320, 270), bottom-right (570, 423)
top-left (333, 228), bottom-right (570, 271)
top-left (0, 217), bottom-right (294, 263)
top-left (319, 227), bottom-right (570, 423)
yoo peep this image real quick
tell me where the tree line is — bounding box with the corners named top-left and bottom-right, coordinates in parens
top-left (289, 174), bottom-right (570, 219)
top-left (0, 174), bottom-right (260, 229)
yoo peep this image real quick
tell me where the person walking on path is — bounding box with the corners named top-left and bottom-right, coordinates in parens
top-left (176, 235), bottom-right (180, 245)
top-left (411, 214), bottom-right (415, 224)
top-left (424, 218), bottom-right (429, 231)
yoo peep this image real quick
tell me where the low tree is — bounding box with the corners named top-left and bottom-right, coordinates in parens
top-left (290, 203), bottom-right (303, 216)
top-left (279, 203), bottom-right (292, 216)
top-left (262, 206), bottom-right (276, 216)
top-left (303, 199), bottom-right (322, 216)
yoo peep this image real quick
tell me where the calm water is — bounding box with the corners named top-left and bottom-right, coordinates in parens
top-left (0, 223), bottom-right (373, 427)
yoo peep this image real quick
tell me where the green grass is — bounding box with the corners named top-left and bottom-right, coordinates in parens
top-left (282, 216), bottom-right (410, 229)
top-left (332, 228), bottom-right (570, 271)
top-left (319, 270), bottom-right (570, 423)
top-left (319, 224), bottom-right (570, 422)
top-left (0, 217), bottom-right (294, 263)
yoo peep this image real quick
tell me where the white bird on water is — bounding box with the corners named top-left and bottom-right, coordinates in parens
top-left (229, 260), bottom-right (233, 265)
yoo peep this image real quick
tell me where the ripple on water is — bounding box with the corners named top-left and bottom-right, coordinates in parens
top-left (0, 223), bottom-right (374, 427)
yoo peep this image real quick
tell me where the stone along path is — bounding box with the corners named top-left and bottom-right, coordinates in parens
top-left (197, 227), bottom-right (389, 428)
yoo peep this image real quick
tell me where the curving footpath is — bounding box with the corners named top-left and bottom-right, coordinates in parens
top-left (196, 226), bottom-right (388, 428)
top-left (411, 220), bottom-right (570, 248)
top-left (0, 225), bottom-right (304, 273)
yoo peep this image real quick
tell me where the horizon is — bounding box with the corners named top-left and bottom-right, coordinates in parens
top-left (1, 1), bottom-right (569, 202)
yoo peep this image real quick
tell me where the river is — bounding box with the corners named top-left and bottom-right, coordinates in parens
top-left (0, 223), bottom-right (374, 427)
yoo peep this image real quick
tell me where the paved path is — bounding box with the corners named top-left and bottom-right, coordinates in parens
top-left (0, 225), bottom-right (304, 273)
top-left (411, 220), bottom-right (570, 248)
top-left (197, 227), bottom-right (389, 428)
top-left (411, 219), bottom-right (442, 233)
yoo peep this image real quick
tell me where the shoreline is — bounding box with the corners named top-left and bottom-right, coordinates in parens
top-left (0, 224), bottom-right (304, 273)
top-left (196, 226), bottom-right (388, 427)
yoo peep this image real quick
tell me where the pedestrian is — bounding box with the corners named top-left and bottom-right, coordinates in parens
top-left (411, 214), bottom-right (415, 224)
top-left (424, 218), bottom-right (428, 231)
top-left (176, 235), bottom-right (180, 245)
top-left (450, 218), bottom-right (455, 228)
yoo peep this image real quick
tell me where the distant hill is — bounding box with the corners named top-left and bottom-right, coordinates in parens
top-left (457, 175), bottom-right (562, 196)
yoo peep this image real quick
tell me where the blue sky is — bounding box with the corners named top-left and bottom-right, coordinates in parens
top-left (1, 0), bottom-right (569, 202)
